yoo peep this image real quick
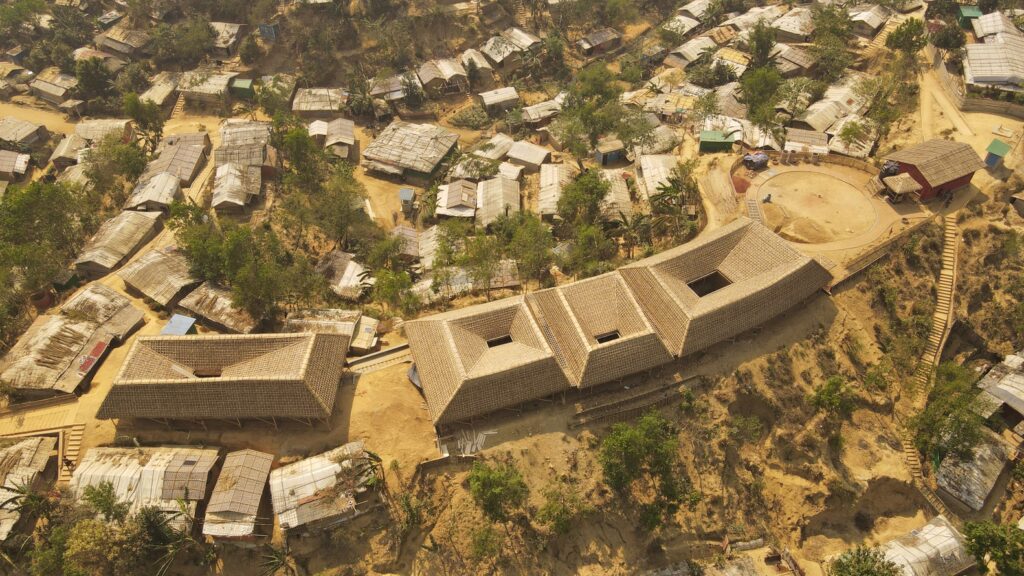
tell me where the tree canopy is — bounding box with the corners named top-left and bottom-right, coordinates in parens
top-left (826, 546), bottom-right (901, 576)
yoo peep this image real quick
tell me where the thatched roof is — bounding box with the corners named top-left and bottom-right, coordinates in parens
top-left (405, 296), bottom-right (570, 424)
top-left (526, 273), bottom-right (672, 388)
top-left (118, 247), bottom-right (199, 307)
top-left (203, 449), bottom-right (273, 538)
top-left (885, 140), bottom-right (985, 187)
top-left (177, 282), bottom-right (257, 334)
top-left (0, 437), bottom-right (57, 542)
top-left (75, 211), bottom-right (162, 276)
top-left (0, 284), bottom-right (144, 394)
top-left (97, 332), bottom-right (348, 421)
top-left (619, 217), bottom-right (832, 357)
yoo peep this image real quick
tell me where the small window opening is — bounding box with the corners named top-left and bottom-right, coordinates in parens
top-left (193, 368), bottom-right (223, 377)
top-left (486, 335), bottom-right (513, 348)
top-left (687, 270), bottom-right (732, 297)
top-left (595, 330), bottom-right (621, 344)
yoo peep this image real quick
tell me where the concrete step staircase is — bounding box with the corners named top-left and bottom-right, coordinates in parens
top-left (57, 424), bottom-right (85, 486)
top-left (897, 215), bottom-right (961, 526)
top-left (170, 94), bottom-right (186, 119)
top-left (866, 15), bottom-right (906, 55)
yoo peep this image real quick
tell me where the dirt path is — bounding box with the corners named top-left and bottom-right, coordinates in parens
top-left (0, 100), bottom-right (76, 134)
top-left (920, 71), bottom-right (974, 138)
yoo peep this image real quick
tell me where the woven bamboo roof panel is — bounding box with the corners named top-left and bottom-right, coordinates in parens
top-left (206, 449), bottom-right (273, 515)
top-left (74, 210), bottom-right (162, 276)
top-left (405, 297), bottom-right (569, 424)
top-left (363, 122), bottom-right (458, 175)
top-left (620, 218), bottom-right (831, 356)
top-left (177, 282), bottom-right (257, 334)
top-left (97, 332), bottom-right (348, 420)
top-left (885, 140), bottom-right (985, 187)
top-left (526, 272), bottom-right (671, 387)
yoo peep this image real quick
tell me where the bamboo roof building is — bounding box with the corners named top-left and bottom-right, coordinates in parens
top-left (212, 163), bottom-right (262, 213)
top-left (75, 211), bottom-right (163, 277)
top-left (600, 169), bottom-right (633, 218)
top-left (291, 88), bottom-right (347, 117)
top-left (71, 447), bottom-right (219, 530)
top-left (405, 296), bottom-right (571, 425)
top-left (620, 218), bottom-right (832, 357)
top-left (75, 118), bottom-right (132, 143)
top-left (49, 133), bottom-right (88, 170)
top-left (140, 138), bottom-right (209, 186)
top-left (936, 433), bottom-right (1010, 511)
top-left (0, 284), bottom-right (144, 396)
top-left (0, 437), bottom-right (56, 542)
top-left (317, 250), bottom-right (372, 300)
top-left (178, 282), bottom-right (258, 334)
top-left (436, 179), bottom-right (478, 218)
top-left (269, 441), bottom-right (374, 532)
top-left (118, 247), bottom-right (199, 308)
top-left (97, 332), bottom-right (349, 422)
top-left (526, 273), bottom-right (673, 388)
top-left (0, 117), bottom-right (47, 147)
top-left (203, 449), bottom-right (273, 540)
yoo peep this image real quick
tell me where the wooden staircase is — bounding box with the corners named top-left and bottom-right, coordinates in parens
top-left (897, 215), bottom-right (961, 525)
top-left (866, 15), bottom-right (906, 56)
top-left (170, 94), bottom-right (186, 120)
top-left (57, 424), bottom-right (85, 486)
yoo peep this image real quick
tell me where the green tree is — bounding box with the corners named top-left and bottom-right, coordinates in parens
top-left (688, 60), bottom-right (738, 88)
top-left (690, 90), bottom-right (721, 131)
top-left (82, 481), bottom-right (130, 523)
top-left (239, 34), bottom-right (262, 65)
top-left (827, 546), bottom-right (901, 576)
top-left (810, 375), bottom-right (855, 420)
top-left (537, 481), bottom-right (591, 535)
top-left (558, 170), bottom-right (610, 226)
top-left (599, 413), bottom-right (690, 529)
top-left (910, 362), bottom-right (986, 463)
top-left (123, 93), bottom-right (165, 153)
top-left (75, 58), bottom-right (116, 102)
top-left (886, 18), bottom-right (927, 57)
top-left (740, 66), bottom-right (783, 132)
top-left (372, 269), bottom-right (416, 314)
top-left (150, 17), bottom-right (216, 69)
top-left (402, 72), bottom-right (427, 109)
top-left (964, 521), bottom-right (1024, 575)
top-left (506, 213), bottom-right (554, 287)
top-left (748, 20), bottom-right (777, 70)
top-left (931, 24), bottom-right (966, 52)
top-left (611, 211), bottom-right (651, 259)
top-left (83, 134), bottom-right (148, 205)
top-left (564, 223), bottom-right (615, 279)
top-left (467, 461), bottom-right (529, 523)
top-left (459, 235), bottom-right (502, 298)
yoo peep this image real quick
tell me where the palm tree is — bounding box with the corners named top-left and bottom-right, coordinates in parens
top-left (610, 211), bottom-right (650, 259)
top-left (0, 483), bottom-right (54, 524)
top-left (261, 544), bottom-right (300, 576)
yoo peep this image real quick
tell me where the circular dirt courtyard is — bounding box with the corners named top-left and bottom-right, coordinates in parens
top-left (757, 171), bottom-right (877, 244)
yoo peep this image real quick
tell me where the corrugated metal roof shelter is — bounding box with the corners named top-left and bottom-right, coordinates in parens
top-left (179, 68), bottom-right (238, 105)
top-left (140, 72), bottom-right (179, 107)
top-left (284, 308), bottom-right (361, 343)
top-left (0, 437), bottom-right (56, 542)
top-left (94, 23), bottom-right (150, 56)
top-left (210, 22), bottom-right (245, 55)
top-left (662, 14), bottom-right (700, 37)
top-left (523, 98), bottom-right (564, 125)
top-left (476, 176), bottom-right (520, 226)
top-left (125, 172), bottom-right (181, 211)
top-left (478, 87), bottom-right (521, 115)
top-left (506, 140), bottom-right (550, 171)
top-left (772, 6), bottom-right (815, 42)
top-left (0, 117), bottom-right (47, 146)
top-left (212, 163), bottom-right (262, 213)
top-left (600, 169), bottom-right (633, 218)
top-left (203, 449), bottom-right (273, 539)
top-left (885, 140), bottom-right (985, 200)
top-left (269, 441), bottom-right (374, 532)
top-left (162, 314), bottom-right (197, 335)
top-left (525, 272), bottom-right (673, 387)
top-left (97, 332), bottom-right (348, 422)
top-left (291, 88), bottom-right (348, 116)
top-left (75, 118), bottom-right (132, 143)
top-left (118, 247), bottom-right (199, 308)
top-left (418, 59), bottom-right (469, 95)
top-left (29, 67), bottom-right (78, 104)
top-left (178, 282), bottom-right (258, 334)
top-left (826, 115), bottom-right (877, 158)
top-left (936, 433), bottom-right (1010, 511)
top-left (141, 141), bottom-right (208, 186)
top-left (317, 250), bottom-right (373, 299)
top-left (849, 3), bottom-right (891, 36)
top-left (637, 154), bottom-right (678, 202)
top-left (412, 260), bottom-right (521, 304)
top-left (0, 284), bottom-right (144, 396)
top-left (436, 179), bottom-right (478, 218)
top-left (965, 13), bottom-right (1024, 87)
top-left (0, 151), bottom-right (30, 180)
top-left (784, 128), bottom-right (829, 155)
top-left (71, 447), bottom-right (218, 530)
top-left (619, 217), bottom-right (832, 357)
top-left (362, 122), bottom-right (458, 178)
top-left (974, 349), bottom-right (1024, 419)
top-left (538, 163), bottom-right (576, 216)
top-left (75, 211), bottom-right (163, 277)
top-left (578, 28), bottom-right (622, 55)
top-left (49, 134), bottom-right (88, 169)
top-left (474, 133), bottom-right (516, 161)
top-left (880, 516), bottom-right (974, 576)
